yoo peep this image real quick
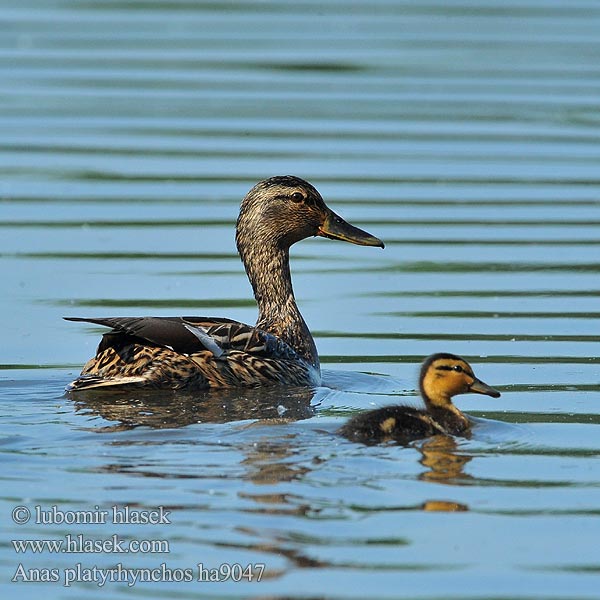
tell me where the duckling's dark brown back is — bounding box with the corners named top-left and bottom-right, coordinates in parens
top-left (338, 405), bottom-right (443, 445)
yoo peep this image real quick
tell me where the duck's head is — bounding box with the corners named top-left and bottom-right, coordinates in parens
top-left (419, 353), bottom-right (500, 408)
top-left (236, 175), bottom-right (384, 251)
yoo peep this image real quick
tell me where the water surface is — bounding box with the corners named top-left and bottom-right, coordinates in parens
top-left (2, 1), bottom-right (600, 598)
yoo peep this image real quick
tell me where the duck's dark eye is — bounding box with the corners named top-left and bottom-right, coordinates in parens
top-left (290, 192), bottom-right (304, 203)
top-left (453, 365), bottom-right (464, 373)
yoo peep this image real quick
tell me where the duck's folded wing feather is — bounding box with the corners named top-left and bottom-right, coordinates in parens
top-left (64, 316), bottom-right (300, 361)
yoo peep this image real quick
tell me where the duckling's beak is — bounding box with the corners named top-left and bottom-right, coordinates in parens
top-left (469, 378), bottom-right (501, 398)
top-left (317, 210), bottom-right (384, 248)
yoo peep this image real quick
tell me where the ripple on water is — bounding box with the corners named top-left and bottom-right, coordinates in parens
top-left (3, 0), bottom-right (600, 598)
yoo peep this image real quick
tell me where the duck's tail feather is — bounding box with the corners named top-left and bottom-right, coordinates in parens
top-left (66, 374), bottom-right (148, 392)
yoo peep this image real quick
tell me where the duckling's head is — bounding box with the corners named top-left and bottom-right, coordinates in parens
top-left (419, 353), bottom-right (500, 408)
top-left (236, 175), bottom-right (384, 252)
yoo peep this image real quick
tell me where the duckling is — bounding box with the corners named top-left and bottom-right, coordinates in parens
top-left (65, 176), bottom-right (383, 391)
top-left (338, 353), bottom-right (500, 444)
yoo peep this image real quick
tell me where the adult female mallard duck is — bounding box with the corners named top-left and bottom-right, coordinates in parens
top-left (66, 176), bottom-right (383, 391)
top-left (338, 353), bottom-right (500, 444)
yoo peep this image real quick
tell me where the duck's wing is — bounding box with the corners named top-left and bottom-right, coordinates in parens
top-left (65, 316), bottom-right (311, 390)
top-left (65, 316), bottom-right (301, 358)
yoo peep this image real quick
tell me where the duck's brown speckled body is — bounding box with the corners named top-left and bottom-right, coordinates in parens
top-left (338, 353), bottom-right (500, 445)
top-left (66, 176), bottom-right (383, 391)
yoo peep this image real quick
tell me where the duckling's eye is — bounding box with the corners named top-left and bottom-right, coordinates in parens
top-left (453, 365), bottom-right (464, 373)
top-left (290, 192), bottom-right (305, 203)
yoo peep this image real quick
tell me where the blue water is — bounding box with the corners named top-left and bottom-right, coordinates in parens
top-left (2, 1), bottom-right (600, 598)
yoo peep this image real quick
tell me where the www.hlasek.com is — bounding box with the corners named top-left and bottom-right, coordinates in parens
top-left (13, 534), bottom-right (169, 554)
top-left (12, 563), bottom-right (266, 586)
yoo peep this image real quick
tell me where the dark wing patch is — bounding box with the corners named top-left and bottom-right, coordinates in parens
top-left (65, 316), bottom-right (205, 354)
top-left (65, 316), bottom-right (246, 355)
top-left (65, 316), bottom-right (302, 362)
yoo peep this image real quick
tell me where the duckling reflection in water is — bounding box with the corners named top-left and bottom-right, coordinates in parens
top-left (419, 434), bottom-right (473, 484)
top-left (338, 353), bottom-right (500, 445)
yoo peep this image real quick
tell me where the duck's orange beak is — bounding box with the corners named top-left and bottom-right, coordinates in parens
top-left (317, 210), bottom-right (384, 248)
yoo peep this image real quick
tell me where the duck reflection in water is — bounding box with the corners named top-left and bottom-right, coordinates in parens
top-left (72, 385), bottom-right (317, 432)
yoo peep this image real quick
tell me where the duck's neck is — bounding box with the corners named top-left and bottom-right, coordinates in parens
top-left (422, 394), bottom-right (470, 436)
top-left (238, 240), bottom-right (319, 370)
